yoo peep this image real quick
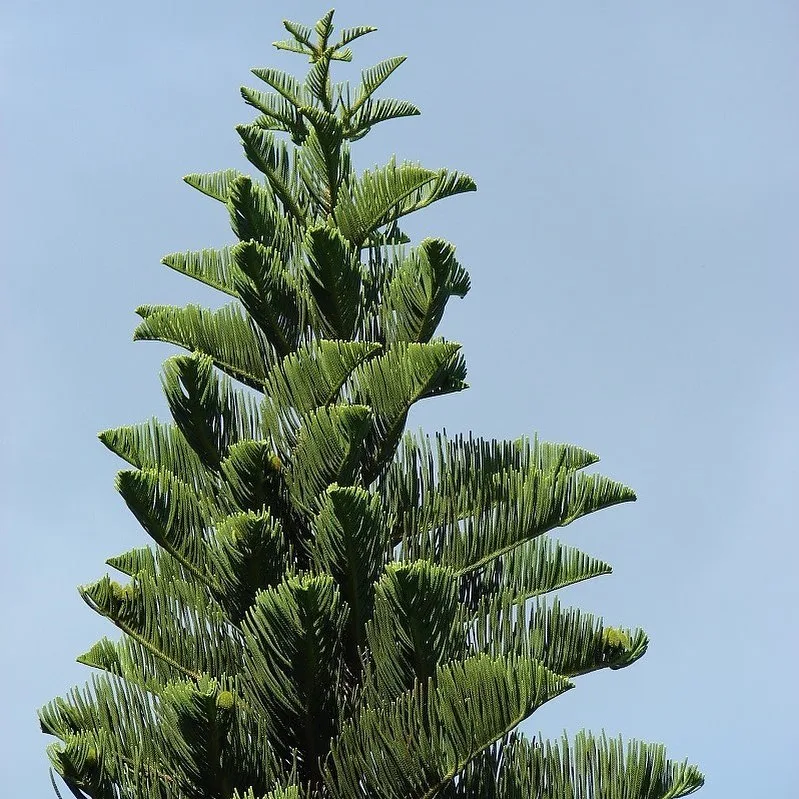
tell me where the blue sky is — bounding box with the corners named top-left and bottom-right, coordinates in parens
top-left (2, 0), bottom-right (797, 795)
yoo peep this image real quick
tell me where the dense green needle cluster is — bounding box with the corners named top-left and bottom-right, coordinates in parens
top-left (40, 10), bottom-right (704, 799)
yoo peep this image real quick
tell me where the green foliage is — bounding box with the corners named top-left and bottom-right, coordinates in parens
top-left (241, 575), bottom-right (349, 770)
top-left (443, 733), bottom-right (705, 799)
top-left (134, 303), bottom-right (275, 389)
top-left (302, 225), bottom-right (362, 338)
top-left (365, 561), bottom-right (465, 698)
top-left (41, 9), bottom-right (703, 799)
top-left (327, 655), bottom-right (572, 799)
top-left (379, 238), bottom-right (471, 345)
top-left (309, 485), bottom-right (389, 663)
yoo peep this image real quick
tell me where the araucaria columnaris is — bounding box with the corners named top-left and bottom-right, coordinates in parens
top-left (40, 10), bottom-right (704, 799)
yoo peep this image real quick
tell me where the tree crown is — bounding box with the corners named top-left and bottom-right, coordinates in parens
top-left (40, 10), bottom-right (703, 799)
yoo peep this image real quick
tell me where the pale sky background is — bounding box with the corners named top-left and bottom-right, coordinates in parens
top-left (2, 0), bottom-right (797, 795)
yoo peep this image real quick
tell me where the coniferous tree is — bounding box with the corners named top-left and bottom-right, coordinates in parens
top-left (41, 10), bottom-right (704, 799)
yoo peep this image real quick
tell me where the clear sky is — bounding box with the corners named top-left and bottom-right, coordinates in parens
top-left (2, 0), bottom-right (797, 795)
